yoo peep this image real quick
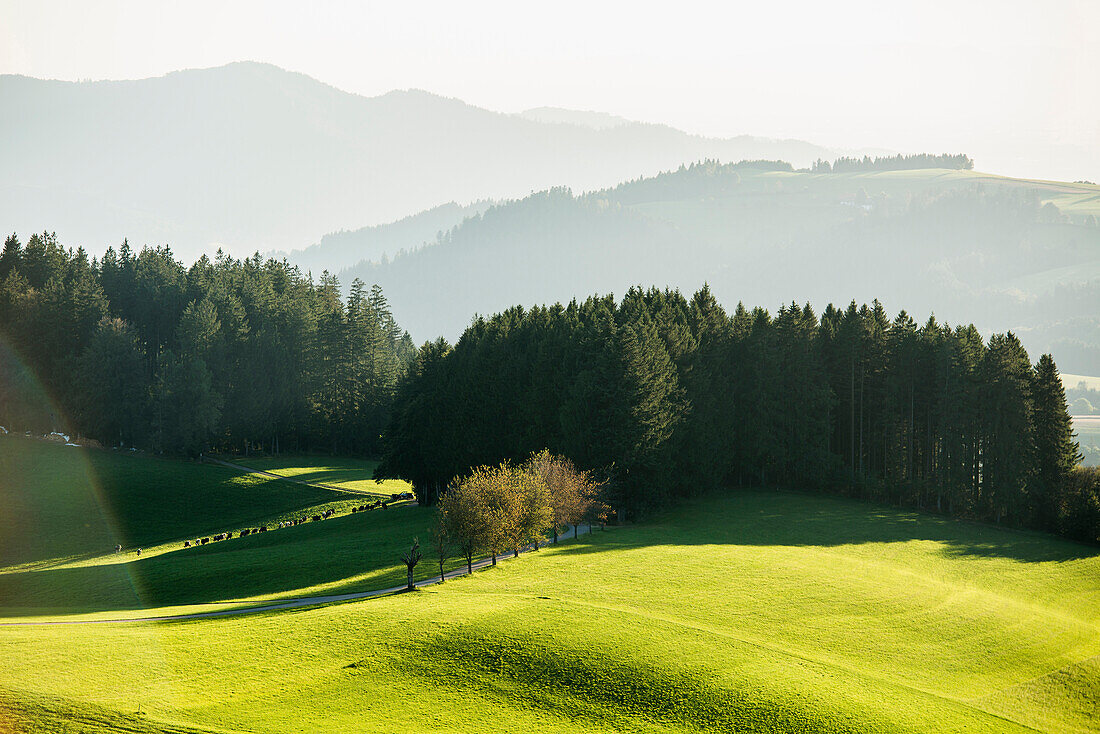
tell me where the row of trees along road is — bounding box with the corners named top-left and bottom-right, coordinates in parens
top-left (0, 233), bottom-right (415, 455)
top-left (432, 450), bottom-right (606, 580)
top-left (376, 287), bottom-right (1098, 544)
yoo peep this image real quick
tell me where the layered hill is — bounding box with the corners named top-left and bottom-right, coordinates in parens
top-left (338, 163), bottom-right (1100, 373)
top-left (270, 200), bottom-right (493, 275)
top-left (0, 62), bottom-right (836, 260)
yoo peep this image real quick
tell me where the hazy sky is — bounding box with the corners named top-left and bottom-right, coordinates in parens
top-left (2, 0), bottom-right (1098, 180)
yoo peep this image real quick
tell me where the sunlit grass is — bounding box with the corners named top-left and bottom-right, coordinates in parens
top-left (2, 488), bottom-right (1097, 733)
top-left (0, 442), bottom-right (441, 615)
top-left (0, 438), bottom-right (339, 570)
top-left (232, 455), bottom-right (412, 495)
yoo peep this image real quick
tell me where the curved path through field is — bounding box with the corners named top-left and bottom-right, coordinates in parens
top-left (0, 526), bottom-right (594, 627)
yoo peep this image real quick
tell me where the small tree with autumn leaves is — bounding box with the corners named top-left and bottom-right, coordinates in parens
top-left (480, 461), bottom-right (551, 559)
top-left (526, 449), bottom-right (602, 543)
top-left (438, 477), bottom-right (489, 574)
top-left (437, 450), bottom-right (599, 577)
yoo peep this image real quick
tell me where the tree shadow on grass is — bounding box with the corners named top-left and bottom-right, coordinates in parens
top-left (243, 468), bottom-right (366, 487)
top-left (0, 506), bottom-right (449, 618)
top-left (3, 490), bottom-right (1096, 619)
top-left (555, 490), bottom-right (1100, 565)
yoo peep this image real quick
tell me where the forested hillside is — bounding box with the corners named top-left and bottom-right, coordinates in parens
top-left (270, 201), bottom-right (492, 275)
top-left (0, 234), bottom-right (412, 455)
top-left (342, 162), bottom-right (1100, 374)
top-left (377, 287), bottom-right (1098, 543)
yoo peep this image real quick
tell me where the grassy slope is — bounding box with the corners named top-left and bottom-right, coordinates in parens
top-left (0, 445), bottom-right (442, 615)
top-left (0, 502), bottom-right (460, 614)
top-left (1064, 373), bottom-right (1100, 392)
top-left (1074, 417), bottom-right (1100, 465)
top-left (2, 491), bottom-right (1098, 733)
top-left (0, 438), bottom-right (342, 568)
top-left (231, 455), bottom-right (411, 495)
top-left (632, 168), bottom-right (1100, 227)
top-left (628, 169), bottom-right (1100, 300)
top-left (790, 169), bottom-right (1100, 218)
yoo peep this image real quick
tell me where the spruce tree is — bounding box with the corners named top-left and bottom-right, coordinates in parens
top-left (0, 234), bottom-right (22, 280)
top-left (76, 317), bottom-right (148, 446)
top-left (616, 313), bottom-right (686, 510)
top-left (981, 333), bottom-right (1035, 523)
top-left (1031, 354), bottom-right (1081, 529)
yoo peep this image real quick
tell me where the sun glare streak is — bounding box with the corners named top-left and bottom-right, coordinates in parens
top-left (0, 336), bottom-right (145, 602)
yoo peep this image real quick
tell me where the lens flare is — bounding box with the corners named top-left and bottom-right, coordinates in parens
top-left (0, 336), bottom-right (147, 609)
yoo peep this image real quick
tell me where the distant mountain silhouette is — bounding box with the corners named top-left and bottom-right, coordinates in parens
top-left (516, 107), bottom-right (633, 130)
top-left (0, 62), bottom-right (837, 260)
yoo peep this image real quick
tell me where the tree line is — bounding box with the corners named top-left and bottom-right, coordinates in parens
top-left (377, 287), bottom-right (1098, 543)
top-left (0, 232), bottom-right (414, 455)
top-left (812, 153), bottom-right (974, 173)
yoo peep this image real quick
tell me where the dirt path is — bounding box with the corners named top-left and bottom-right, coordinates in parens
top-left (203, 456), bottom-right (390, 498)
top-left (0, 526), bottom-right (596, 627)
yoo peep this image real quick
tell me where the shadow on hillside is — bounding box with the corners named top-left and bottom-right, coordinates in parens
top-left (0, 507), bottom-right (445, 619)
top-left (3, 491), bottom-right (1095, 619)
top-left (557, 491), bottom-right (1100, 565)
top-left (236, 467), bottom-right (386, 491)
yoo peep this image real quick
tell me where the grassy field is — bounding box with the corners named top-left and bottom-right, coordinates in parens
top-left (1076, 417), bottom-right (1100, 441)
top-left (230, 455), bottom-right (410, 495)
top-left (792, 168), bottom-right (1100, 219)
top-left (633, 168), bottom-right (1100, 232)
top-left (1065, 373), bottom-right (1100, 392)
top-left (2, 481), bottom-right (1098, 732)
top-left (0, 438), bottom-right (343, 568)
top-left (0, 443), bottom-right (441, 616)
top-left (1075, 416), bottom-right (1100, 467)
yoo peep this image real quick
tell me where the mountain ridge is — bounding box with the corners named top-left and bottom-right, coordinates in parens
top-left (0, 62), bottom-right (840, 260)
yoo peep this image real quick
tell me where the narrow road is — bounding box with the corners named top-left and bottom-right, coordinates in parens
top-left (0, 526), bottom-right (596, 627)
top-left (202, 456), bottom-right (390, 498)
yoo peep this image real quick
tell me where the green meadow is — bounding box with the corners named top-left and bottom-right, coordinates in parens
top-left (231, 455), bottom-right (411, 495)
top-left (1074, 417), bottom-right (1100, 466)
top-left (0, 439), bottom-right (338, 568)
top-left (1065, 374), bottom-right (1100, 392)
top-left (632, 167), bottom-right (1100, 238)
top-left (0, 441), bottom-right (439, 616)
top-left (1, 443), bottom-right (1098, 732)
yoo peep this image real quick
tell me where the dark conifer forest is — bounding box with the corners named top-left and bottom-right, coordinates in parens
top-left (1, 231), bottom-right (1096, 543)
top-left (376, 287), bottom-right (1098, 542)
top-left (0, 233), bottom-right (415, 456)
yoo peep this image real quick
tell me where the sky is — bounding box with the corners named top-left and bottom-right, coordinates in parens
top-left (2, 0), bottom-right (1098, 180)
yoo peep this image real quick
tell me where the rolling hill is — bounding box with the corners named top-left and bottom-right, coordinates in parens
top-left (0, 438), bottom-right (339, 569)
top-left (337, 163), bottom-right (1100, 373)
top-left (0, 440), bottom-right (430, 614)
top-left (269, 200), bottom-right (492, 275)
top-left (1, 478), bottom-right (1097, 732)
top-left (0, 62), bottom-right (838, 261)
